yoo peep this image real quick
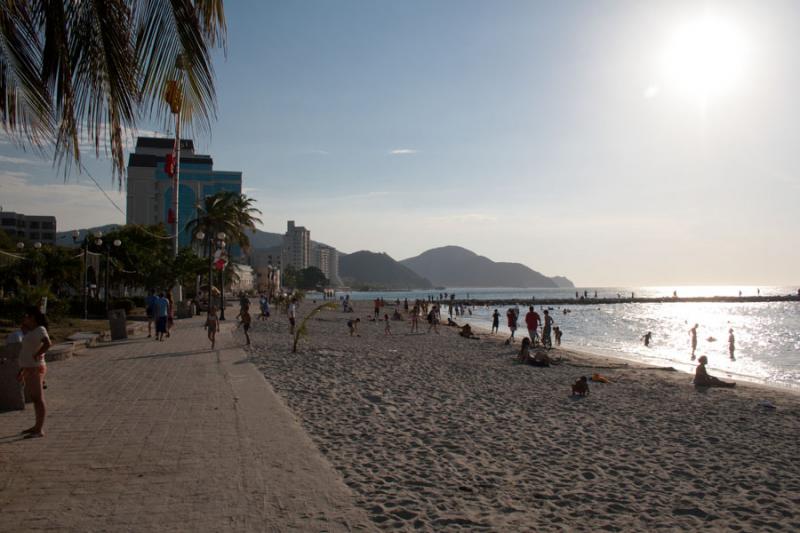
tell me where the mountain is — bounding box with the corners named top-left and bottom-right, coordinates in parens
top-left (56, 224), bottom-right (121, 247)
top-left (550, 276), bottom-right (575, 288)
top-left (339, 251), bottom-right (433, 290)
top-left (401, 246), bottom-right (573, 288)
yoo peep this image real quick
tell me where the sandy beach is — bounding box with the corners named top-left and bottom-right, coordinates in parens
top-left (247, 300), bottom-right (800, 531)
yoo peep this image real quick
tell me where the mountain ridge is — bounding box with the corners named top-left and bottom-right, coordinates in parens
top-left (400, 245), bottom-right (573, 288)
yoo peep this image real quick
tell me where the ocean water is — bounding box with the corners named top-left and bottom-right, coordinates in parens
top-left (319, 286), bottom-right (800, 389)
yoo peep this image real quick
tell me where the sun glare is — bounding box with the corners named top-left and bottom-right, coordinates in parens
top-left (662, 14), bottom-right (750, 105)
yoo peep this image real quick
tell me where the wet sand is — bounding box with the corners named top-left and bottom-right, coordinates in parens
top-left (247, 300), bottom-right (800, 531)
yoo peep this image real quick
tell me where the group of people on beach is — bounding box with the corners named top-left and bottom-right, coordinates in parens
top-left (498, 306), bottom-right (560, 349)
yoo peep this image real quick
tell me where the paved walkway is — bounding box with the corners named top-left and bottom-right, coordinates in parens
top-left (0, 315), bottom-right (372, 532)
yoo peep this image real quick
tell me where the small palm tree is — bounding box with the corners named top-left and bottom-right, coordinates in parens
top-left (292, 302), bottom-right (337, 353)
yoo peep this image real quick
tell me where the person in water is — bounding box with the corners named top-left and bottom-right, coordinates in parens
top-left (728, 328), bottom-right (735, 360)
top-left (689, 324), bottom-right (699, 360)
top-left (694, 356), bottom-right (736, 388)
top-left (491, 309), bottom-right (500, 334)
top-left (642, 331), bottom-right (652, 347)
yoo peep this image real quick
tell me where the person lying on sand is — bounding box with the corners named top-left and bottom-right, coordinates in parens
top-left (693, 356), bottom-right (735, 388)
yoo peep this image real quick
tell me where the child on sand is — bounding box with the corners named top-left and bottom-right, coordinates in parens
top-left (206, 306), bottom-right (219, 349)
top-left (571, 376), bottom-right (590, 396)
top-left (554, 326), bottom-right (563, 346)
top-left (18, 307), bottom-right (52, 438)
top-left (237, 307), bottom-right (251, 346)
top-left (384, 313), bottom-right (391, 335)
top-left (348, 318), bottom-right (360, 336)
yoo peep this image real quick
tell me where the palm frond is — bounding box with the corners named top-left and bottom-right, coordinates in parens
top-left (0, 0), bottom-right (53, 145)
top-left (133, 0), bottom-right (223, 136)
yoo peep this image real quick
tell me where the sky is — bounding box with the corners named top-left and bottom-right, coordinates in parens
top-left (1, 0), bottom-right (799, 286)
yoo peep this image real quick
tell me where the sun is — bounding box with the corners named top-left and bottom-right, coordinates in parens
top-left (661, 14), bottom-right (750, 105)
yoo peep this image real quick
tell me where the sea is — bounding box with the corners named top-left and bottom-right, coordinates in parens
top-left (310, 286), bottom-right (800, 390)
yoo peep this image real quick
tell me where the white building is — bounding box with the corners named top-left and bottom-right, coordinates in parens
top-left (314, 245), bottom-right (341, 287)
top-left (281, 220), bottom-right (310, 270)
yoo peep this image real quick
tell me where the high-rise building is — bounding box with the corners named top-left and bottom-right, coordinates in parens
top-left (281, 220), bottom-right (310, 270)
top-left (0, 211), bottom-right (57, 245)
top-left (126, 137), bottom-right (242, 247)
top-left (314, 245), bottom-right (341, 287)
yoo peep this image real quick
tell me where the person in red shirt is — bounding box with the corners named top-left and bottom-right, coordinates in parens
top-left (525, 306), bottom-right (541, 346)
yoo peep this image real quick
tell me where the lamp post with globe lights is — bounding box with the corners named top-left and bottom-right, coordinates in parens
top-left (93, 232), bottom-right (122, 315)
top-left (72, 230), bottom-right (90, 319)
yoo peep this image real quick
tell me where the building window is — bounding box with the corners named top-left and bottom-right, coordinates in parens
top-left (28, 232), bottom-right (40, 240)
top-left (42, 233), bottom-right (55, 241)
top-left (17, 220), bottom-right (26, 228)
top-left (41, 222), bottom-right (54, 230)
top-left (29, 221), bottom-right (40, 229)
top-left (1, 218), bottom-right (15, 226)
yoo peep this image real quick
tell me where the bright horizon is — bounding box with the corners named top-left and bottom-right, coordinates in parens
top-left (1, 1), bottom-right (799, 286)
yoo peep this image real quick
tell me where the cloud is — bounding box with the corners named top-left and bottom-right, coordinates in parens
top-left (644, 85), bottom-right (660, 99)
top-left (0, 173), bottom-right (125, 230)
top-left (0, 155), bottom-right (40, 165)
top-left (389, 148), bottom-right (418, 155)
top-left (427, 213), bottom-right (498, 224)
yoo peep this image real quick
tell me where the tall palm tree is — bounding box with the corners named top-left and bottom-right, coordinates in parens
top-left (0, 0), bottom-right (226, 185)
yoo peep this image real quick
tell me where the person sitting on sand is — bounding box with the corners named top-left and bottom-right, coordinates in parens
top-left (517, 337), bottom-right (532, 363)
top-left (693, 356), bottom-right (736, 388)
top-left (447, 317), bottom-right (458, 327)
top-left (347, 318), bottom-right (361, 337)
top-left (459, 324), bottom-right (479, 340)
top-left (392, 308), bottom-right (403, 321)
top-left (571, 376), bottom-right (590, 396)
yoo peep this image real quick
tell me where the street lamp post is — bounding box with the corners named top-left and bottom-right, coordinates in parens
top-left (72, 230), bottom-right (89, 319)
top-left (94, 233), bottom-right (121, 315)
top-left (216, 232), bottom-right (227, 320)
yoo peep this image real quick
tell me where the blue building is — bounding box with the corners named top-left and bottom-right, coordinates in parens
top-left (125, 137), bottom-right (242, 247)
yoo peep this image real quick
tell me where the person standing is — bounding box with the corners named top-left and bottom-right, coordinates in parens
top-left (166, 291), bottom-right (175, 337)
top-left (145, 289), bottom-right (158, 338)
top-left (18, 307), bottom-right (52, 439)
top-left (524, 306), bottom-right (541, 345)
top-left (288, 299), bottom-right (297, 335)
top-left (689, 323), bottom-right (699, 360)
top-left (410, 304), bottom-right (420, 333)
top-left (642, 331), bottom-right (652, 347)
top-left (506, 308), bottom-right (518, 344)
top-left (155, 293), bottom-right (170, 341)
top-left (237, 306), bottom-right (252, 346)
top-left (427, 306), bottom-right (439, 334)
top-left (542, 310), bottom-right (554, 349)
top-left (373, 298), bottom-right (380, 320)
top-left (384, 313), bottom-right (392, 336)
top-left (206, 306), bottom-right (219, 349)
top-left (728, 328), bottom-right (735, 360)
top-left (491, 309), bottom-right (500, 334)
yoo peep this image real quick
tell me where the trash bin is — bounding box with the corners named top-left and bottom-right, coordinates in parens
top-left (108, 309), bottom-right (128, 340)
top-left (0, 343), bottom-right (25, 411)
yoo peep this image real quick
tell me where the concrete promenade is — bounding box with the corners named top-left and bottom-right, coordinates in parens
top-left (0, 316), bottom-right (372, 532)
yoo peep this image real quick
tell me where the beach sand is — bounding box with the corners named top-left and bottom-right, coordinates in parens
top-left (247, 300), bottom-right (800, 531)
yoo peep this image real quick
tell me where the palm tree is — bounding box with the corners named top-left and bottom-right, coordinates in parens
top-left (0, 0), bottom-right (226, 184)
top-left (184, 191), bottom-right (261, 309)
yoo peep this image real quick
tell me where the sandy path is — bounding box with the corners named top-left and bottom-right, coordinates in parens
top-left (247, 301), bottom-right (800, 531)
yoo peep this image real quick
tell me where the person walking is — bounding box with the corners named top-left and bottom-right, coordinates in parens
top-left (491, 309), bottom-right (500, 334)
top-left (145, 289), bottom-right (158, 338)
top-left (155, 292), bottom-right (170, 341)
top-left (237, 306), bottom-right (252, 346)
top-left (18, 307), bottom-right (52, 439)
top-left (689, 323), bottom-right (699, 360)
top-left (206, 306), bottom-right (219, 349)
top-left (506, 308), bottom-right (518, 344)
top-left (524, 306), bottom-right (541, 346)
top-left (166, 292), bottom-right (175, 337)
